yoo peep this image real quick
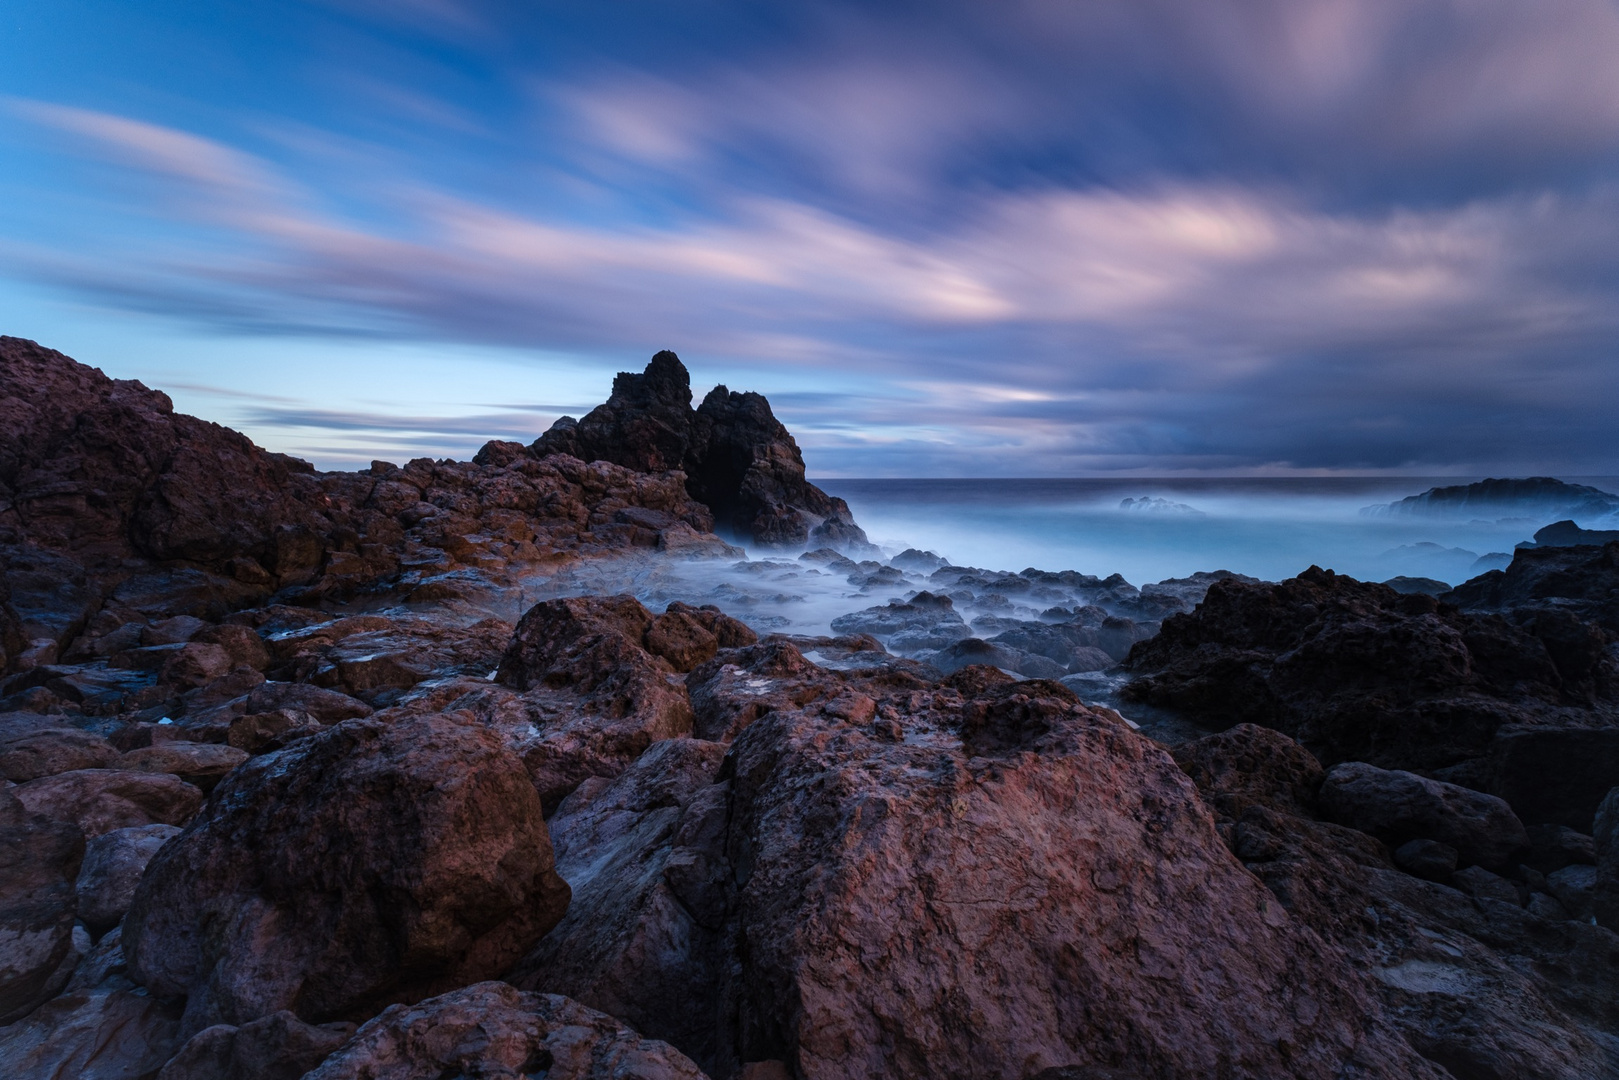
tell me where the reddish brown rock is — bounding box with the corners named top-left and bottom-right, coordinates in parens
top-left (1171, 721), bottom-right (1325, 820)
top-left (494, 596), bottom-right (695, 808)
top-left (0, 726), bottom-right (118, 781)
top-left (11, 768), bottom-right (203, 837)
top-left (123, 711), bottom-right (570, 1034)
top-left (300, 981), bottom-right (708, 1080)
top-left (118, 742), bottom-right (249, 792)
top-left (0, 975), bottom-right (182, 1079)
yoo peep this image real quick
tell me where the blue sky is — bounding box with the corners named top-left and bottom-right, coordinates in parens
top-left (3, 0), bottom-right (1619, 475)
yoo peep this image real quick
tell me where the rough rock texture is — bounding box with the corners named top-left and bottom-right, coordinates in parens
top-left (506, 738), bottom-right (731, 1066)
top-left (300, 981), bottom-right (708, 1080)
top-left (1596, 787), bottom-right (1619, 931)
top-left (492, 595), bottom-right (702, 808)
top-left (1175, 723), bottom-right (1619, 1079)
top-left (118, 742), bottom-right (247, 792)
top-left (0, 788), bottom-right (86, 1023)
top-left (156, 1011), bottom-right (355, 1080)
top-left (11, 768), bottom-right (202, 838)
top-left (530, 351), bottom-right (870, 550)
top-left (75, 823), bottom-right (182, 934)
top-left (1126, 564), bottom-right (1619, 828)
top-left (1318, 761), bottom-right (1530, 871)
top-left (123, 711), bottom-right (571, 1034)
top-left (0, 976), bottom-right (182, 1080)
top-left (0, 726), bottom-right (119, 781)
top-left (512, 644), bottom-right (1437, 1079)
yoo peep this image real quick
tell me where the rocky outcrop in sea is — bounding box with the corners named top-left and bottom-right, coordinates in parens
top-left (1, 335), bottom-right (1617, 1079)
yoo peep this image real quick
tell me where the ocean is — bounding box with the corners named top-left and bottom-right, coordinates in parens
top-left (817, 476), bottom-right (1619, 588)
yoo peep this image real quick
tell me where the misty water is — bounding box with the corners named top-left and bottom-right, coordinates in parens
top-left (819, 476), bottom-right (1619, 587)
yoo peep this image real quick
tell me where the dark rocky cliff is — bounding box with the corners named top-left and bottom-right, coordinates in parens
top-left (525, 351), bottom-right (870, 551)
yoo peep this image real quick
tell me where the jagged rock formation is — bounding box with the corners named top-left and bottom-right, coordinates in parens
top-left (528, 351), bottom-right (870, 550)
top-left (1126, 562), bottom-right (1619, 830)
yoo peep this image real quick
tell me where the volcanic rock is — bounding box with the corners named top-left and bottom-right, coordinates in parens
top-left (118, 742), bottom-right (248, 792)
top-left (11, 768), bottom-right (203, 837)
top-left (493, 595), bottom-right (697, 808)
top-left (0, 788), bottom-right (86, 1023)
top-left (1126, 565), bottom-right (1619, 828)
top-left (122, 711), bottom-right (570, 1034)
top-left (157, 1011), bottom-right (355, 1080)
top-left (75, 823), bottom-right (182, 934)
top-left (0, 726), bottom-right (119, 781)
top-left (530, 351), bottom-right (870, 550)
top-left (300, 981), bottom-right (708, 1080)
top-left (0, 974), bottom-right (182, 1080)
top-left (1318, 762), bottom-right (1529, 871)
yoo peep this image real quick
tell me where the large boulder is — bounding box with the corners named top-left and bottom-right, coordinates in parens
top-left (123, 711), bottom-right (571, 1034)
top-left (530, 351), bottom-right (870, 550)
top-left (157, 1010), bottom-right (354, 1080)
top-left (300, 981), bottom-right (708, 1080)
top-left (1596, 787), bottom-right (1619, 931)
top-left (495, 595), bottom-right (696, 809)
top-left (1318, 762), bottom-right (1530, 872)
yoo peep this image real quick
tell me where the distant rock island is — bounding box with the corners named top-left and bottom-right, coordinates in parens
top-left (1, 335), bottom-right (1618, 1079)
top-left (1362, 476), bottom-right (1619, 521)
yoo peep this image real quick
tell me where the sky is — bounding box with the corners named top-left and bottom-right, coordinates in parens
top-left (2, 0), bottom-right (1618, 476)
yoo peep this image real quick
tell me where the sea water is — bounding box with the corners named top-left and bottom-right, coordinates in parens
top-left (817, 476), bottom-right (1619, 588)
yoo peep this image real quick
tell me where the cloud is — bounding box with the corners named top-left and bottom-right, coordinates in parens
top-left (7, 1), bottom-right (1619, 475)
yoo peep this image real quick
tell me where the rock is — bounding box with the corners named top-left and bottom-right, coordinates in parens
top-left (1319, 762), bottom-right (1529, 871)
top-left (0, 976), bottom-right (182, 1080)
top-left (1595, 787), bottom-right (1619, 930)
top-left (1452, 865), bottom-right (1523, 906)
top-left (1446, 538), bottom-right (1619, 633)
top-left (495, 596), bottom-right (695, 808)
top-left (1126, 564), bottom-right (1619, 827)
top-left (1392, 839), bottom-right (1459, 882)
top-left (506, 738), bottom-right (730, 1066)
top-left (228, 710), bottom-right (325, 754)
top-left (1545, 864), bottom-right (1598, 921)
top-left (146, 615), bottom-right (209, 645)
top-left (0, 789), bottom-right (85, 1022)
top-left (158, 642), bottom-right (235, 690)
top-left (714, 658), bottom-right (1434, 1079)
top-left (123, 711), bottom-right (570, 1033)
top-left (926, 636), bottom-right (1070, 679)
top-left (192, 623), bottom-right (270, 671)
top-left (829, 592), bottom-right (971, 651)
top-left (157, 1011), bottom-right (355, 1080)
top-left (245, 681), bottom-right (373, 724)
top-left (75, 823), bottom-right (182, 934)
top-left (1530, 519), bottom-right (1619, 547)
top-left (532, 351), bottom-right (870, 550)
top-left (118, 742), bottom-right (248, 792)
top-left (301, 982), bottom-right (708, 1080)
top-left (1362, 477), bottom-right (1619, 521)
top-left (1524, 823), bottom-right (1597, 874)
top-left (11, 768), bottom-right (203, 837)
top-left (1171, 723), bottom-right (1325, 821)
top-left (0, 726), bottom-right (118, 781)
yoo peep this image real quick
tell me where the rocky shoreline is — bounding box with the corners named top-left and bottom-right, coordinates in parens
top-left (1, 336), bottom-right (1616, 1079)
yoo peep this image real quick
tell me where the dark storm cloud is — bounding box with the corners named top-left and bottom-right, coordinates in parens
top-left (4, 0), bottom-right (1619, 473)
